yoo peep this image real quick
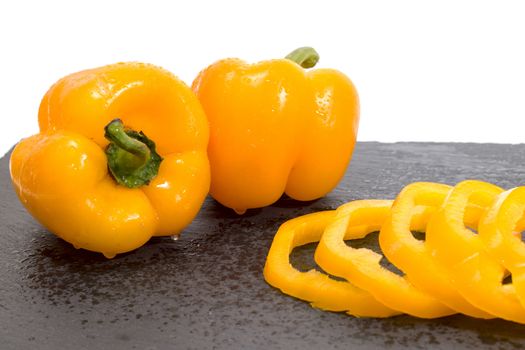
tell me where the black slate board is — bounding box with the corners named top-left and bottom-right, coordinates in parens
top-left (2, 142), bottom-right (525, 350)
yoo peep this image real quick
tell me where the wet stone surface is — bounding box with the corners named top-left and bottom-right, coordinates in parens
top-left (2, 142), bottom-right (525, 349)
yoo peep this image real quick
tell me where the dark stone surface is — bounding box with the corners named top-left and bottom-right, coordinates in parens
top-left (2, 142), bottom-right (525, 350)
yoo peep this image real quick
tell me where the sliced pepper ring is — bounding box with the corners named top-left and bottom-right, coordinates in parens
top-left (479, 186), bottom-right (525, 309)
top-left (425, 180), bottom-right (525, 323)
top-left (315, 200), bottom-right (454, 318)
top-left (263, 210), bottom-right (399, 317)
top-left (379, 182), bottom-right (494, 319)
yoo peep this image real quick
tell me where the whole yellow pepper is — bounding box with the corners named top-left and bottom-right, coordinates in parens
top-left (192, 47), bottom-right (359, 214)
top-left (10, 63), bottom-right (210, 258)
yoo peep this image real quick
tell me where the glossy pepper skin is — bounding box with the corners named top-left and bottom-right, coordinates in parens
top-left (10, 63), bottom-right (210, 258)
top-left (192, 47), bottom-right (359, 214)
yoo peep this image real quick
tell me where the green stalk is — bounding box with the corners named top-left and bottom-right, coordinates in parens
top-left (285, 47), bottom-right (320, 68)
top-left (104, 119), bottom-right (162, 188)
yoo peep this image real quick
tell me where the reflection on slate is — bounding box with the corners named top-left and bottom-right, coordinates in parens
top-left (2, 142), bottom-right (525, 350)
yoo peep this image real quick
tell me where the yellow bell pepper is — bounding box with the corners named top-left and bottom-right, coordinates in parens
top-left (263, 210), bottom-right (399, 317)
top-left (479, 186), bottom-right (525, 309)
top-left (426, 180), bottom-right (525, 323)
top-left (10, 62), bottom-right (210, 258)
top-left (379, 182), bottom-right (494, 319)
top-left (192, 47), bottom-right (359, 214)
top-left (315, 200), bottom-right (455, 318)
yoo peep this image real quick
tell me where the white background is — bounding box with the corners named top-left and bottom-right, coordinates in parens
top-left (2, 0), bottom-right (525, 157)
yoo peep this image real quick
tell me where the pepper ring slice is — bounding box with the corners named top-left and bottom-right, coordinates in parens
top-left (315, 200), bottom-right (454, 318)
top-left (379, 182), bottom-right (494, 318)
top-left (426, 180), bottom-right (525, 323)
top-left (263, 210), bottom-right (399, 317)
top-left (479, 186), bottom-right (525, 310)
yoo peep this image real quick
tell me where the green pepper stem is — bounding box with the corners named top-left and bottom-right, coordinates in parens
top-left (285, 47), bottom-right (320, 68)
top-left (104, 119), bottom-right (162, 188)
top-left (105, 119), bottom-right (150, 166)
